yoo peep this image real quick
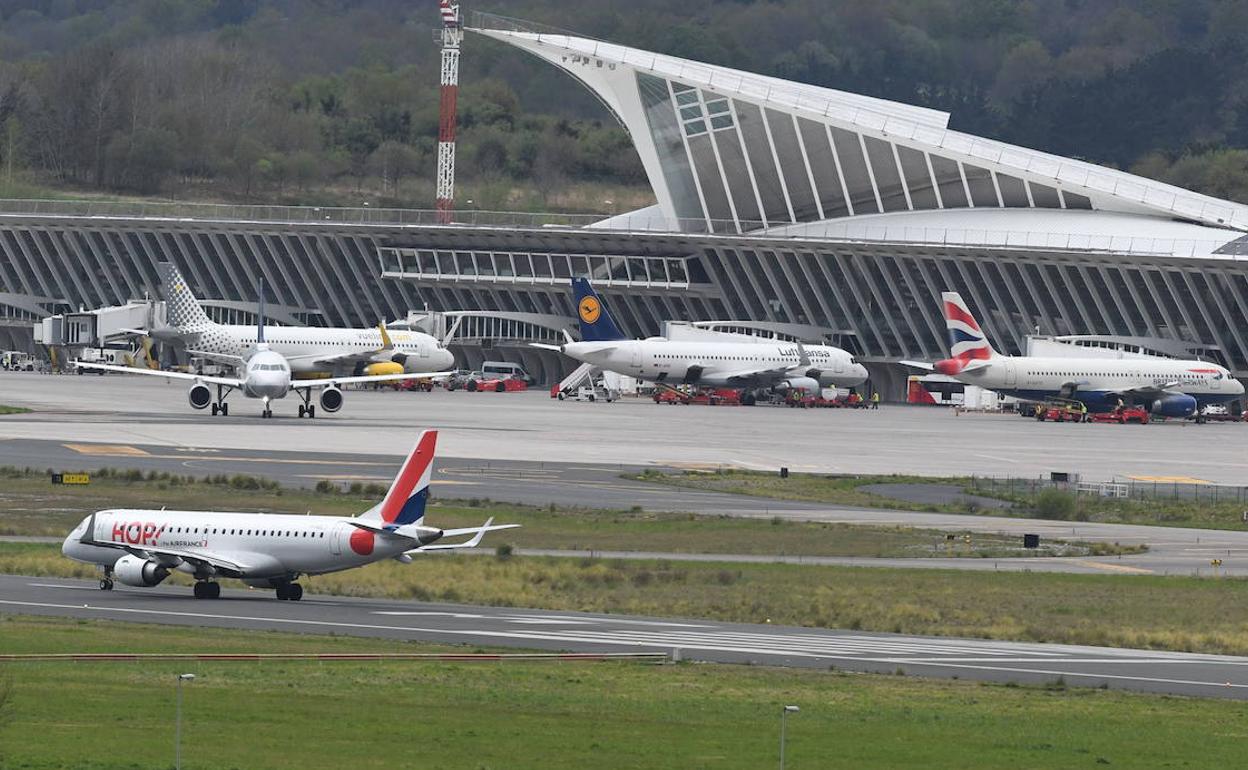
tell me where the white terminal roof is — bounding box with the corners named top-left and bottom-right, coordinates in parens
top-left (474, 19), bottom-right (1248, 242)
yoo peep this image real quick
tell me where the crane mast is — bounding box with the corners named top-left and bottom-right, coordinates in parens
top-left (436, 0), bottom-right (462, 223)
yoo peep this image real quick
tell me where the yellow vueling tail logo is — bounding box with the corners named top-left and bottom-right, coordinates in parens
top-left (579, 296), bottom-right (601, 325)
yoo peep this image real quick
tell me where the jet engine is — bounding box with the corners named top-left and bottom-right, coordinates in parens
top-left (1151, 393), bottom-right (1197, 418)
top-left (364, 361), bottom-right (404, 377)
top-left (319, 386), bottom-right (344, 413)
top-left (775, 376), bottom-right (820, 395)
top-left (188, 383), bottom-right (212, 410)
top-left (114, 554), bottom-right (171, 587)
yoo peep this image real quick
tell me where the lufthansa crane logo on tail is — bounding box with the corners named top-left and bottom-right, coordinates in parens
top-left (579, 296), bottom-right (602, 324)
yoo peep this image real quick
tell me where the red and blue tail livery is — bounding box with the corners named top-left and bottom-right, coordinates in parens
top-left (934, 292), bottom-right (996, 375)
top-left (377, 430), bottom-right (437, 529)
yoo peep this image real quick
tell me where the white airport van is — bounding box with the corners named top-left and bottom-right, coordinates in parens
top-left (481, 360), bottom-right (535, 385)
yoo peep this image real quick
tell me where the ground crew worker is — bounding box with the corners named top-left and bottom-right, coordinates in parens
top-left (1079, 401), bottom-right (1088, 421)
top-left (870, 391), bottom-right (880, 410)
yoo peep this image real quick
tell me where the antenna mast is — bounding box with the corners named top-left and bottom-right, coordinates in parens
top-left (435, 0), bottom-right (462, 223)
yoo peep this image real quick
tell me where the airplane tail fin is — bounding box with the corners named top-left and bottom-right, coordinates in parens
top-left (361, 430), bottom-right (437, 528)
top-left (571, 277), bottom-right (627, 342)
top-left (160, 263), bottom-right (214, 331)
top-left (934, 292), bottom-right (996, 375)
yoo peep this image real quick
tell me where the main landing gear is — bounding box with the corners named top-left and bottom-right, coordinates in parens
top-left (209, 384), bottom-right (233, 416)
top-left (275, 582), bottom-right (303, 601)
top-left (296, 390), bottom-right (316, 419)
top-left (192, 581), bottom-right (221, 599)
top-left (99, 566), bottom-right (114, 591)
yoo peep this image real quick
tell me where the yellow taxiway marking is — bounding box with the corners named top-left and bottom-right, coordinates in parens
top-left (63, 443), bottom-right (151, 457)
top-left (1126, 475), bottom-right (1211, 484)
top-left (1072, 560), bottom-right (1154, 575)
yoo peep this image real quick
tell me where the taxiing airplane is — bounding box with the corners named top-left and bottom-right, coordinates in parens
top-left (536, 278), bottom-right (868, 402)
top-left (141, 262), bottom-right (455, 377)
top-left (61, 430), bottom-right (517, 600)
top-left (919, 292), bottom-right (1244, 418)
top-left (75, 280), bottom-right (451, 418)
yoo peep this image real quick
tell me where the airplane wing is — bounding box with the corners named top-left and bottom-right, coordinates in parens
top-left (714, 366), bottom-right (794, 386)
top-left (185, 349), bottom-right (247, 367)
top-left (409, 518), bottom-right (520, 553)
top-left (289, 370), bottom-right (455, 390)
top-left (529, 343), bottom-right (563, 352)
top-left (1106, 381), bottom-right (1181, 398)
top-left (73, 360), bottom-right (242, 388)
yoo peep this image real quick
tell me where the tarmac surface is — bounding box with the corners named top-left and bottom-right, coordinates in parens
top-left (5, 574), bottom-right (1247, 700)
top-left (3, 371), bottom-right (1248, 481)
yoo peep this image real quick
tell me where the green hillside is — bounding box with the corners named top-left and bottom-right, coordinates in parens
top-left (1, 0), bottom-right (1246, 211)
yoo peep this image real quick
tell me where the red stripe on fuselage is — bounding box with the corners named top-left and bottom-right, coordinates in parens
top-left (943, 302), bottom-right (981, 332)
top-left (379, 432), bottom-right (437, 524)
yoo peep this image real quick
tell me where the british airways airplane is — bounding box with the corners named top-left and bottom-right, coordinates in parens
top-left (928, 292), bottom-right (1243, 419)
top-left (61, 431), bottom-right (515, 600)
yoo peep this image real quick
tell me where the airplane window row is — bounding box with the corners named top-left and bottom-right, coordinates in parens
top-left (1028, 371), bottom-right (1208, 379)
top-left (168, 526), bottom-right (324, 538)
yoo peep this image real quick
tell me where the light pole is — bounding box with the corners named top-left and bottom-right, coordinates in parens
top-left (780, 704), bottom-right (799, 770)
top-left (175, 673), bottom-right (195, 770)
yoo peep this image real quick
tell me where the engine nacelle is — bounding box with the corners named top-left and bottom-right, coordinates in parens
top-left (1151, 393), bottom-right (1197, 418)
top-left (114, 554), bottom-right (171, 587)
top-left (775, 376), bottom-right (820, 395)
top-left (319, 386), bottom-right (344, 413)
top-left (364, 361), bottom-right (404, 377)
top-left (188, 383), bottom-right (212, 410)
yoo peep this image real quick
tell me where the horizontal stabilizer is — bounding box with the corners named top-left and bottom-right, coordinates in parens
top-left (899, 360), bottom-right (934, 371)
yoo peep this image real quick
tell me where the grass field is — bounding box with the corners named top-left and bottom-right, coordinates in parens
top-left (638, 469), bottom-right (1248, 530)
top-left (1, 616), bottom-right (1246, 769)
top-left (6, 541), bottom-right (1248, 655)
top-left (0, 405), bottom-right (30, 415)
top-left (0, 467), bottom-right (1115, 558)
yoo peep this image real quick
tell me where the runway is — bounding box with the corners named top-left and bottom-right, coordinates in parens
top-left (5, 434), bottom-right (1248, 575)
top-left (3, 372), bottom-right (1247, 482)
top-left (4, 574), bottom-right (1247, 699)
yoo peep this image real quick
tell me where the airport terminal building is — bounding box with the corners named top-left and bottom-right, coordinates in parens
top-left (4, 13), bottom-right (1248, 391)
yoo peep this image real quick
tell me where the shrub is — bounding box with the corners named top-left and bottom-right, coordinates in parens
top-left (495, 543), bottom-right (514, 560)
top-left (1034, 489), bottom-right (1077, 520)
top-left (315, 480), bottom-right (338, 494)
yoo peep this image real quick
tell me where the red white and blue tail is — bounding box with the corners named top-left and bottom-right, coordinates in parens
top-left (935, 292), bottom-right (996, 375)
top-left (371, 430), bottom-right (437, 529)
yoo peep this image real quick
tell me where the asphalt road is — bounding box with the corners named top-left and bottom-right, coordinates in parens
top-left (4, 574), bottom-right (1246, 700)
top-left (4, 372), bottom-right (1248, 481)
top-left (7, 436), bottom-right (1248, 575)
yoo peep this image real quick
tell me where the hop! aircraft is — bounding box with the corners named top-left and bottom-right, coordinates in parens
top-left (61, 430), bottom-right (516, 601)
top-left (912, 292), bottom-right (1244, 419)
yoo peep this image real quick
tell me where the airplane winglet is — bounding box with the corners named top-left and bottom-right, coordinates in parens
top-left (795, 339), bottom-right (812, 368)
top-left (378, 322), bottom-right (393, 349)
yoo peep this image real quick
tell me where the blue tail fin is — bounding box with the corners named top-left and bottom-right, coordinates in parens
top-left (572, 278), bottom-right (627, 342)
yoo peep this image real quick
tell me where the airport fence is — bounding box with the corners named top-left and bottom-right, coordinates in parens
top-left (967, 475), bottom-right (1248, 505)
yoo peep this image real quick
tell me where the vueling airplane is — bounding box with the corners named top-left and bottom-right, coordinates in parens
top-left (536, 278), bottom-right (867, 402)
top-left (926, 292), bottom-right (1243, 419)
top-left (61, 430), bottom-right (516, 600)
top-left (145, 262), bottom-right (454, 377)
top-left (75, 279), bottom-right (451, 418)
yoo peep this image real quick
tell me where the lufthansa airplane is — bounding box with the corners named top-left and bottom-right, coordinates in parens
top-left (61, 430), bottom-right (516, 600)
top-left (924, 292), bottom-right (1243, 418)
top-left (537, 278), bottom-right (867, 401)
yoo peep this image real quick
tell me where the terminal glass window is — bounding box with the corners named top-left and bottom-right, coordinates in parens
top-left (766, 109), bottom-right (818, 221)
top-left (830, 127), bottom-right (879, 215)
top-left (963, 164), bottom-right (1000, 208)
top-left (733, 100), bottom-right (790, 224)
top-left (930, 156), bottom-right (968, 208)
top-left (635, 73), bottom-right (705, 226)
top-left (897, 146), bottom-right (938, 210)
top-left (797, 118), bottom-right (848, 218)
top-left (863, 137), bottom-right (908, 213)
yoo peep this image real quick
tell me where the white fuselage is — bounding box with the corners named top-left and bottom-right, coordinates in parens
top-left (62, 509), bottom-right (409, 580)
top-left (563, 339), bottom-right (868, 389)
top-left (192, 324), bottom-right (454, 375)
top-left (947, 355), bottom-right (1243, 406)
top-left (240, 348), bottom-right (293, 401)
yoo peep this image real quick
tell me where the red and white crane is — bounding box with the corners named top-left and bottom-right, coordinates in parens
top-left (436, 0), bottom-right (462, 223)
